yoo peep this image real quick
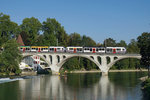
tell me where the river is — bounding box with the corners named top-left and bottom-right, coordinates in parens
top-left (0, 72), bottom-right (147, 100)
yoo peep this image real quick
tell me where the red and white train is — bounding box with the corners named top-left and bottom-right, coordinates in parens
top-left (20, 46), bottom-right (126, 54)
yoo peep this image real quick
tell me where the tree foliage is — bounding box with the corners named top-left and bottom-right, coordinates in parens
top-left (137, 32), bottom-right (150, 67)
top-left (137, 32), bottom-right (150, 77)
top-left (0, 13), bottom-right (19, 47)
top-left (20, 17), bottom-right (42, 45)
top-left (82, 35), bottom-right (96, 46)
top-left (69, 32), bottom-right (82, 46)
top-left (127, 39), bottom-right (140, 53)
top-left (42, 18), bottom-right (69, 46)
top-left (0, 39), bottom-right (22, 74)
top-left (103, 38), bottom-right (116, 47)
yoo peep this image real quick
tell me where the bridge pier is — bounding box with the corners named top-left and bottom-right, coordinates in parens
top-left (102, 71), bottom-right (108, 76)
top-left (51, 71), bottom-right (60, 75)
top-left (100, 67), bottom-right (109, 76)
top-left (50, 65), bottom-right (60, 75)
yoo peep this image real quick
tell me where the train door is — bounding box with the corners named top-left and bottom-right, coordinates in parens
top-left (23, 48), bottom-right (25, 52)
top-left (113, 48), bottom-right (116, 53)
top-left (74, 48), bottom-right (76, 53)
top-left (54, 48), bottom-right (57, 52)
top-left (38, 48), bottom-right (41, 52)
top-left (93, 48), bottom-right (96, 53)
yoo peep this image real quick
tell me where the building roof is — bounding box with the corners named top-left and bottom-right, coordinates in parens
top-left (17, 34), bottom-right (25, 46)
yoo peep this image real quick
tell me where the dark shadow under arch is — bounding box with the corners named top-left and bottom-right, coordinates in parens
top-left (108, 57), bottom-right (141, 69)
top-left (58, 55), bottom-right (100, 71)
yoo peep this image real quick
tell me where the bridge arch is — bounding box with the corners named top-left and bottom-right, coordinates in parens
top-left (57, 55), bottom-right (101, 71)
top-left (108, 56), bottom-right (141, 69)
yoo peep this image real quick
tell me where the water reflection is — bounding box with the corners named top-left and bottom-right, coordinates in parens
top-left (0, 72), bottom-right (145, 100)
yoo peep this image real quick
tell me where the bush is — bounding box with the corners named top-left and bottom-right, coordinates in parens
top-left (15, 69), bottom-right (22, 75)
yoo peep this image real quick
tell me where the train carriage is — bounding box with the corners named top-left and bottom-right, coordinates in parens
top-left (49, 46), bottom-right (65, 52)
top-left (66, 46), bottom-right (83, 53)
top-left (84, 47), bottom-right (105, 53)
top-left (31, 46), bottom-right (48, 52)
top-left (106, 47), bottom-right (126, 54)
top-left (20, 46), bottom-right (31, 52)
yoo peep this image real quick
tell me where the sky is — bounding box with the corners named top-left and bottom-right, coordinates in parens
top-left (0, 0), bottom-right (150, 44)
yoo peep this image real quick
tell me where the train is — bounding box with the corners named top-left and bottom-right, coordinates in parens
top-left (19, 46), bottom-right (126, 54)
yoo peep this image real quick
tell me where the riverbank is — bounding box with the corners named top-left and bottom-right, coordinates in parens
top-left (0, 69), bottom-right (148, 77)
top-left (69, 69), bottom-right (148, 73)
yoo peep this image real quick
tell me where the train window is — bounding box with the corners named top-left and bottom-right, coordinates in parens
top-left (69, 48), bottom-right (73, 50)
top-left (100, 48), bottom-right (105, 51)
top-left (77, 48), bottom-right (82, 51)
top-left (50, 48), bottom-right (54, 51)
top-left (117, 49), bottom-right (121, 51)
top-left (57, 48), bottom-right (61, 50)
top-left (107, 48), bottom-right (112, 52)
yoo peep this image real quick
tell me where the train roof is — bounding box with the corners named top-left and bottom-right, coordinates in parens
top-left (49, 46), bottom-right (64, 48)
top-left (106, 47), bottom-right (126, 48)
top-left (20, 46), bottom-right (30, 48)
top-left (66, 46), bottom-right (83, 48)
top-left (31, 46), bottom-right (48, 48)
top-left (83, 47), bottom-right (105, 48)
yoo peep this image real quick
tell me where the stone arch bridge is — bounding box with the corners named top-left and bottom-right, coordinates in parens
top-left (22, 52), bottom-right (141, 75)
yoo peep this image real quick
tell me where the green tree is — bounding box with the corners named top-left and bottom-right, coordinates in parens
top-left (0, 13), bottom-right (19, 46)
top-left (20, 17), bottom-right (42, 45)
top-left (42, 18), bottom-right (69, 46)
top-left (0, 39), bottom-right (22, 74)
top-left (137, 32), bottom-right (150, 77)
top-left (69, 32), bottom-right (82, 46)
top-left (43, 32), bottom-right (57, 46)
top-left (81, 35), bottom-right (96, 46)
top-left (116, 40), bottom-right (127, 47)
top-left (127, 39), bottom-right (140, 53)
top-left (103, 38), bottom-right (116, 47)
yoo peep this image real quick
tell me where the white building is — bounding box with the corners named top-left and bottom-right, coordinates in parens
top-left (19, 55), bottom-right (44, 71)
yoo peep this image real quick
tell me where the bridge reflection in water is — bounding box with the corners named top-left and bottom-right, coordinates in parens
top-left (18, 73), bottom-right (143, 100)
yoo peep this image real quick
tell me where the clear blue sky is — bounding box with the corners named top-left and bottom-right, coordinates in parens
top-left (0, 0), bottom-right (150, 44)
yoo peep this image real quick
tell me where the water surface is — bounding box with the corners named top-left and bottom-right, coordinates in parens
top-left (0, 72), bottom-right (147, 100)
